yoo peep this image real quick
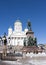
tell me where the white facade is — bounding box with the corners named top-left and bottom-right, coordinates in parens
top-left (7, 20), bottom-right (28, 46)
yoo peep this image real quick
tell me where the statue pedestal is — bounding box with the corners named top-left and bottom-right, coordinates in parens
top-left (26, 31), bottom-right (34, 38)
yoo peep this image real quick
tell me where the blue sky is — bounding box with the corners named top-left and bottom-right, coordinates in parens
top-left (0, 0), bottom-right (46, 44)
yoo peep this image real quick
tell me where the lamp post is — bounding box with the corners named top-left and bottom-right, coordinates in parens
top-left (2, 34), bottom-right (7, 56)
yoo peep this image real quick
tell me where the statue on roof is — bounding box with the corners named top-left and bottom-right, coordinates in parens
top-left (27, 20), bottom-right (32, 31)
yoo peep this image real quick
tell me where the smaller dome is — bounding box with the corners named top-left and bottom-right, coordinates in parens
top-left (8, 27), bottom-right (12, 29)
top-left (8, 27), bottom-right (12, 36)
top-left (8, 27), bottom-right (12, 30)
top-left (24, 28), bottom-right (28, 33)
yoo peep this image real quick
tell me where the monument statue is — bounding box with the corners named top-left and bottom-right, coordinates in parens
top-left (27, 20), bottom-right (32, 31)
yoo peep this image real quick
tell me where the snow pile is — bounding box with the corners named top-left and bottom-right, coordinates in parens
top-left (26, 52), bottom-right (46, 57)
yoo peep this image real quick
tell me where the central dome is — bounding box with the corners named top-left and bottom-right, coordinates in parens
top-left (14, 20), bottom-right (22, 32)
top-left (14, 20), bottom-right (22, 25)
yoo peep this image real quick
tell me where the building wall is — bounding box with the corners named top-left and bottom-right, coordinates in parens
top-left (7, 37), bottom-right (26, 46)
top-left (7, 20), bottom-right (34, 46)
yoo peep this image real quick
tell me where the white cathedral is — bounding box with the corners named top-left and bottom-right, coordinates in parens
top-left (7, 20), bottom-right (28, 46)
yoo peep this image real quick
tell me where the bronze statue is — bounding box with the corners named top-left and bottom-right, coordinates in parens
top-left (27, 20), bottom-right (32, 31)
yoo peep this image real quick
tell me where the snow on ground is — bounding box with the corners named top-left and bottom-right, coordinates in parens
top-left (2, 57), bottom-right (46, 65)
top-left (1, 53), bottom-right (46, 65)
top-left (29, 59), bottom-right (46, 65)
top-left (26, 52), bottom-right (46, 58)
